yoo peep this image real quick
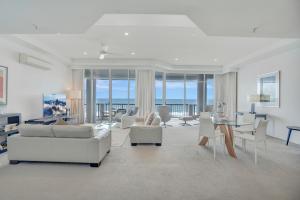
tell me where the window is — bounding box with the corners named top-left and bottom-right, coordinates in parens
top-left (154, 72), bottom-right (215, 116)
top-left (84, 69), bottom-right (136, 123)
top-left (185, 75), bottom-right (198, 115)
top-left (205, 74), bottom-right (214, 111)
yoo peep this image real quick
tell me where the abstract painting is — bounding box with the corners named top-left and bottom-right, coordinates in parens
top-left (0, 66), bottom-right (8, 105)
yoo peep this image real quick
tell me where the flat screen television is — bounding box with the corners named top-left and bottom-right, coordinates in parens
top-left (43, 93), bottom-right (67, 117)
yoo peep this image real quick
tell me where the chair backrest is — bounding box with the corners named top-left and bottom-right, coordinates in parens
top-left (199, 118), bottom-right (215, 137)
top-left (255, 120), bottom-right (268, 141)
top-left (200, 112), bottom-right (211, 119)
top-left (158, 105), bottom-right (171, 123)
top-left (131, 107), bottom-right (139, 116)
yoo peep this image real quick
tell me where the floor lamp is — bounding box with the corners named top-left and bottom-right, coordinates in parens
top-left (67, 90), bottom-right (82, 124)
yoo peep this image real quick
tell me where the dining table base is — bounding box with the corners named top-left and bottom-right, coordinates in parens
top-left (199, 124), bottom-right (237, 158)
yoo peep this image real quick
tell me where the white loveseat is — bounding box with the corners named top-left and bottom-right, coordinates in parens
top-left (7, 124), bottom-right (111, 167)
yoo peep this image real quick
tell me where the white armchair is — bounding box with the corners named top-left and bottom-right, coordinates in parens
top-left (116, 107), bottom-right (138, 129)
top-left (129, 113), bottom-right (162, 146)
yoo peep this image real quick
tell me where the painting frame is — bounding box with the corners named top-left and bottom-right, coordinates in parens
top-left (256, 70), bottom-right (280, 108)
top-left (0, 66), bottom-right (8, 105)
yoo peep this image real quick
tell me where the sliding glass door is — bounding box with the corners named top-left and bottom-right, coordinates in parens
top-left (84, 69), bottom-right (136, 123)
top-left (166, 73), bottom-right (184, 117)
top-left (95, 70), bottom-right (109, 121)
top-left (185, 75), bottom-right (198, 116)
top-left (155, 72), bottom-right (215, 117)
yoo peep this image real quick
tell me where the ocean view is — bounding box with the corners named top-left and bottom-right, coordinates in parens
top-left (96, 98), bottom-right (200, 105)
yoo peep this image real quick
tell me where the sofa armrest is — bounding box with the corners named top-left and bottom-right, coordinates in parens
top-left (130, 126), bottom-right (162, 134)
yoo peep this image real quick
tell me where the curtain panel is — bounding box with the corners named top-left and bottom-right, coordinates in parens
top-left (72, 69), bottom-right (85, 124)
top-left (136, 70), bottom-right (155, 117)
top-left (214, 72), bottom-right (237, 117)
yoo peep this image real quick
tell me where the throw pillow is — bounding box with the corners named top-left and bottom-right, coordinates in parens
top-left (145, 112), bottom-right (155, 125)
top-left (151, 116), bottom-right (161, 126)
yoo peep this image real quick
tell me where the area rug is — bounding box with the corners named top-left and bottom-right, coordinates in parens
top-left (166, 118), bottom-right (199, 127)
top-left (110, 127), bottom-right (130, 147)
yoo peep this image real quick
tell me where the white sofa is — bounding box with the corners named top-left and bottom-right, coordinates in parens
top-left (129, 113), bottom-right (162, 146)
top-left (7, 124), bottom-right (111, 167)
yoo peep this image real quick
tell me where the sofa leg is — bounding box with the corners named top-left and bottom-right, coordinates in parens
top-left (107, 150), bottom-right (110, 154)
top-left (131, 143), bottom-right (137, 146)
top-left (9, 160), bottom-right (19, 165)
top-left (155, 143), bottom-right (162, 146)
top-left (90, 162), bottom-right (101, 168)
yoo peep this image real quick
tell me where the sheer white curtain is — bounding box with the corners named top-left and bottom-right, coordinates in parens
top-left (72, 69), bottom-right (84, 124)
top-left (214, 72), bottom-right (237, 117)
top-left (136, 70), bottom-right (155, 117)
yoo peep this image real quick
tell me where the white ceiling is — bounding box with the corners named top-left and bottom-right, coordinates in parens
top-left (1, 0), bottom-right (300, 69)
top-left (1, 0), bottom-right (299, 37)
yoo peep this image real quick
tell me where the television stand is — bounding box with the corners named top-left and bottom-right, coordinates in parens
top-left (25, 116), bottom-right (73, 125)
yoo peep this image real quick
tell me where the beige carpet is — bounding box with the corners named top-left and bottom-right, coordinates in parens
top-left (0, 126), bottom-right (300, 200)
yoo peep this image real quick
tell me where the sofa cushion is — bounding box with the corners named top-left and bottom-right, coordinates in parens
top-left (151, 117), bottom-right (161, 126)
top-left (52, 125), bottom-right (94, 138)
top-left (145, 112), bottom-right (155, 125)
top-left (19, 124), bottom-right (54, 137)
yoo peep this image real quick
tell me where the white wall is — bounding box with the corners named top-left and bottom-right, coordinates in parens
top-left (238, 47), bottom-right (300, 144)
top-left (0, 38), bottom-right (72, 121)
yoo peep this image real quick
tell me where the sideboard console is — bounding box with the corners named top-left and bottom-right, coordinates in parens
top-left (0, 113), bottom-right (21, 154)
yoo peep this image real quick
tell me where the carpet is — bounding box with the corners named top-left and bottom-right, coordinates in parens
top-left (0, 126), bottom-right (300, 200)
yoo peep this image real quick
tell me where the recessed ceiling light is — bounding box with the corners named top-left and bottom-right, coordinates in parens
top-left (124, 32), bottom-right (129, 36)
top-left (131, 52), bottom-right (135, 55)
top-left (213, 58), bottom-right (218, 62)
top-left (99, 54), bottom-right (105, 60)
top-left (83, 51), bottom-right (88, 55)
top-left (174, 58), bottom-right (179, 61)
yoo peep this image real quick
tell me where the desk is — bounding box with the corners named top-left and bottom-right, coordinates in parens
top-left (0, 130), bottom-right (19, 154)
top-left (255, 113), bottom-right (267, 120)
top-left (286, 126), bottom-right (300, 146)
top-left (25, 116), bottom-right (74, 125)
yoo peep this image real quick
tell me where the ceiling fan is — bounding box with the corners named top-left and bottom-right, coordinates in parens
top-left (98, 43), bottom-right (117, 60)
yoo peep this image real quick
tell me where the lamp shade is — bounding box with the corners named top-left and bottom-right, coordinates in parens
top-left (248, 94), bottom-right (261, 102)
top-left (67, 90), bottom-right (81, 99)
top-left (248, 94), bottom-right (271, 102)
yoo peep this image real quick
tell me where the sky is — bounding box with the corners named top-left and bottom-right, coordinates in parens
top-left (95, 79), bottom-right (214, 103)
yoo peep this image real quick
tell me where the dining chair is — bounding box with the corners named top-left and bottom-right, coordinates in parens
top-left (233, 113), bottom-right (256, 134)
top-left (199, 117), bottom-right (225, 160)
top-left (234, 120), bottom-right (268, 164)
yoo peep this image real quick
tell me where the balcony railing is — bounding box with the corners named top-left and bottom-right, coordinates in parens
top-left (84, 103), bottom-right (198, 119)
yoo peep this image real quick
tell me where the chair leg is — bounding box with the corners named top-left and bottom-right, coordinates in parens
top-left (213, 138), bottom-right (216, 160)
top-left (223, 136), bottom-right (226, 153)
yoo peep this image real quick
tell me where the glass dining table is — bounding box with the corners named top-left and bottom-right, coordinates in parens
top-left (199, 118), bottom-right (252, 158)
